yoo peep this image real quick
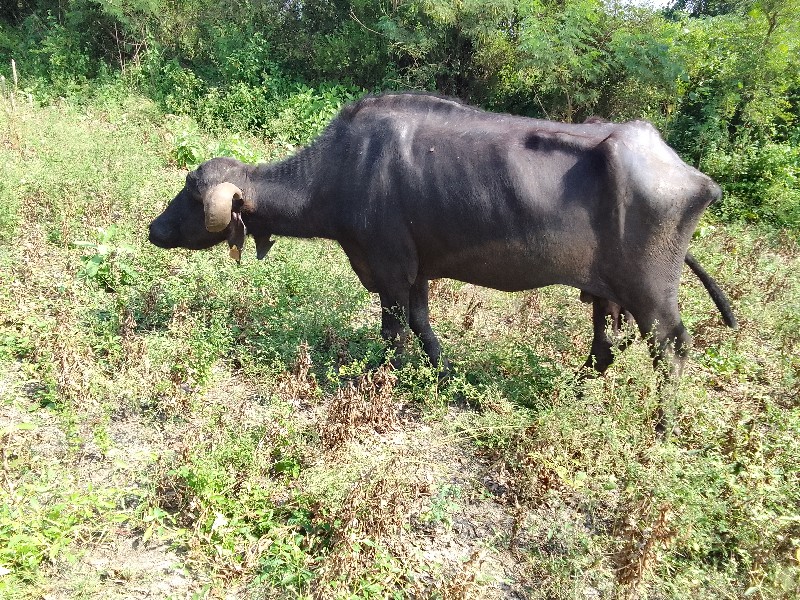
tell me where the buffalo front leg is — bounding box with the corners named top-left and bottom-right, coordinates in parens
top-left (409, 278), bottom-right (451, 378)
top-left (379, 289), bottom-right (411, 368)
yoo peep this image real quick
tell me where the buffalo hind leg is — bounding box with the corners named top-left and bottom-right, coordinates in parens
top-left (579, 294), bottom-right (634, 379)
top-left (409, 278), bottom-right (450, 378)
top-left (636, 309), bottom-right (692, 377)
top-left (634, 304), bottom-right (692, 434)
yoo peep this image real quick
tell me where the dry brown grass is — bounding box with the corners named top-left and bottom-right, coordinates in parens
top-left (475, 423), bottom-right (567, 508)
top-left (613, 498), bottom-right (676, 595)
top-left (320, 364), bottom-right (399, 450)
top-left (309, 448), bottom-right (490, 600)
top-left (310, 450), bottom-right (423, 599)
top-left (275, 342), bottom-right (319, 404)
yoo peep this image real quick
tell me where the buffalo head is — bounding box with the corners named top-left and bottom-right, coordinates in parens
top-left (149, 157), bottom-right (252, 255)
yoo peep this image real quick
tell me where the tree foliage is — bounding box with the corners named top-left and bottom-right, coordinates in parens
top-left (1, 0), bottom-right (798, 227)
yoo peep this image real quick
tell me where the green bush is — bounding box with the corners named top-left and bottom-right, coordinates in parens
top-left (263, 83), bottom-right (361, 146)
top-left (703, 140), bottom-right (800, 228)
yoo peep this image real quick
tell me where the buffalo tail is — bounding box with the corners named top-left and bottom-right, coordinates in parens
top-left (685, 252), bottom-right (738, 329)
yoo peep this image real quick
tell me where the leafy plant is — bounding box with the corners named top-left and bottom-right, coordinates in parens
top-left (73, 225), bottom-right (136, 292)
top-left (171, 128), bottom-right (205, 169)
top-left (210, 133), bottom-right (263, 164)
top-left (703, 141), bottom-right (800, 228)
top-left (264, 83), bottom-right (361, 147)
top-left (419, 483), bottom-right (462, 529)
top-left (0, 441), bottom-right (129, 586)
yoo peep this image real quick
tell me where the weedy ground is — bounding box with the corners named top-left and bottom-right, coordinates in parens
top-left (0, 92), bottom-right (798, 600)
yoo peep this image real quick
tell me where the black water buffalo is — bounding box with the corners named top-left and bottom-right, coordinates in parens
top-left (149, 92), bottom-right (735, 380)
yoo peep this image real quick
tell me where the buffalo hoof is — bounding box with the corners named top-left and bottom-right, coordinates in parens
top-left (436, 358), bottom-right (453, 384)
top-left (653, 407), bottom-right (682, 439)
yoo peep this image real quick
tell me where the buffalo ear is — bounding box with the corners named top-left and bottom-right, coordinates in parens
top-left (203, 182), bottom-right (242, 232)
top-left (228, 213), bottom-right (247, 263)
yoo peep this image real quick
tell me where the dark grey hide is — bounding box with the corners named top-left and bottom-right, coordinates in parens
top-left (149, 92), bottom-right (736, 378)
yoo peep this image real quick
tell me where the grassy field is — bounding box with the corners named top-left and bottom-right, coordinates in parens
top-left (1, 90), bottom-right (799, 599)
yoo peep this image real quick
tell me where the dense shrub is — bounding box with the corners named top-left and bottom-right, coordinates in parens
top-left (0, 0), bottom-right (798, 229)
top-left (703, 140), bottom-right (800, 227)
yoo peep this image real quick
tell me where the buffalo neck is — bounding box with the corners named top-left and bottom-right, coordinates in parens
top-left (243, 149), bottom-right (335, 240)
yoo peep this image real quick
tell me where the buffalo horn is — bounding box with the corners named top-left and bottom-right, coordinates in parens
top-left (203, 182), bottom-right (242, 232)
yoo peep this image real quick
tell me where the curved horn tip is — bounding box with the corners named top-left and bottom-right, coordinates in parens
top-left (203, 182), bottom-right (243, 232)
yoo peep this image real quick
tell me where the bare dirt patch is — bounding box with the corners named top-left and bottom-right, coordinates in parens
top-left (307, 404), bottom-right (539, 599)
top-left (39, 537), bottom-right (203, 600)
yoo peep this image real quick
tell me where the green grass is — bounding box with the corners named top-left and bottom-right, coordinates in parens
top-left (1, 90), bottom-right (799, 599)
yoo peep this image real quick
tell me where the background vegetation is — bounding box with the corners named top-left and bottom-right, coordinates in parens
top-left (0, 0), bottom-right (798, 598)
top-left (2, 0), bottom-right (799, 227)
